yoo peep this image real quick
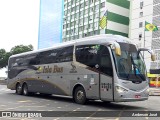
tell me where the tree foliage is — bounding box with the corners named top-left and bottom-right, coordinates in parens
top-left (10, 45), bottom-right (33, 55)
top-left (0, 44), bottom-right (33, 68)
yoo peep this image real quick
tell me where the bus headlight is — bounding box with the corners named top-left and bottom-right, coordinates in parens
top-left (146, 88), bottom-right (150, 93)
top-left (116, 86), bottom-right (128, 93)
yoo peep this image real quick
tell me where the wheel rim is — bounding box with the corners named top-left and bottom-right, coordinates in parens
top-left (23, 85), bottom-right (27, 95)
top-left (17, 84), bottom-right (21, 93)
top-left (77, 90), bottom-right (84, 101)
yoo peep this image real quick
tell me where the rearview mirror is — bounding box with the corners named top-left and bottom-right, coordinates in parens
top-left (151, 51), bottom-right (156, 61)
top-left (138, 48), bottom-right (155, 61)
top-left (111, 42), bottom-right (121, 56)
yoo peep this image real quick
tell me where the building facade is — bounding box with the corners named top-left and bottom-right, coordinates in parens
top-left (38, 0), bottom-right (63, 49)
top-left (62, 0), bottom-right (130, 42)
top-left (130, 0), bottom-right (160, 70)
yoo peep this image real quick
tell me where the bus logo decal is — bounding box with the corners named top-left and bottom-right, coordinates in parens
top-left (70, 62), bottom-right (77, 73)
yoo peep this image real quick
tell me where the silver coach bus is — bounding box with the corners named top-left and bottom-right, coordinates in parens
top-left (7, 34), bottom-right (155, 104)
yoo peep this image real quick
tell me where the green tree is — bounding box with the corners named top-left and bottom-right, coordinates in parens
top-left (0, 44), bottom-right (33, 68)
top-left (0, 49), bottom-right (7, 68)
top-left (10, 44), bottom-right (33, 55)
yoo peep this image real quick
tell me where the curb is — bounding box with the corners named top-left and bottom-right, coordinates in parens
top-left (0, 80), bottom-right (7, 85)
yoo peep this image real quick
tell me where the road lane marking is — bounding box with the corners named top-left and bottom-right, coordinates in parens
top-left (18, 100), bottom-right (32, 103)
top-left (73, 108), bottom-right (80, 111)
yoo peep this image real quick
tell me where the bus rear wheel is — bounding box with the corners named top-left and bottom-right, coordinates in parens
top-left (22, 83), bottom-right (29, 96)
top-left (16, 83), bottom-right (22, 95)
top-left (73, 86), bottom-right (86, 104)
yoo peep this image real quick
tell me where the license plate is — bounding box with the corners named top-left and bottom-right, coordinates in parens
top-left (135, 95), bottom-right (141, 98)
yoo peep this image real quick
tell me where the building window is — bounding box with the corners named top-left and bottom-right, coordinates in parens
top-left (89, 15), bottom-right (93, 21)
top-left (101, 2), bottom-right (105, 8)
top-left (79, 34), bottom-right (82, 38)
top-left (85, 9), bottom-right (88, 15)
top-left (84, 33), bottom-right (87, 37)
top-left (76, 5), bottom-right (79, 11)
top-left (70, 29), bottom-right (74, 35)
top-left (72, 0), bottom-right (75, 4)
top-left (90, 7), bottom-right (94, 13)
top-left (71, 7), bottom-right (75, 12)
top-left (89, 23), bottom-right (93, 29)
top-left (71, 15), bottom-right (74, 19)
top-left (95, 5), bottom-right (99, 12)
top-left (140, 1), bottom-right (143, 9)
top-left (75, 13), bottom-right (79, 19)
top-left (139, 11), bottom-right (143, 17)
top-left (139, 33), bottom-right (142, 40)
top-left (79, 26), bottom-right (83, 32)
top-left (94, 22), bottom-right (98, 28)
top-left (63, 25), bottom-right (66, 29)
top-left (67, 16), bottom-right (70, 21)
top-left (94, 30), bottom-right (99, 35)
top-left (90, 0), bottom-right (94, 4)
top-left (95, 13), bottom-right (99, 18)
top-left (85, 1), bottom-right (88, 6)
top-left (80, 11), bottom-right (83, 17)
top-left (139, 22), bottom-right (143, 28)
top-left (75, 20), bottom-right (78, 25)
top-left (80, 3), bottom-right (84, 9)
top-left (67, 23), bottom-right (70, 28)
top-left (84, 25), bottom-right (88, 30)
top-left (68, 2), bottom-right (71, 7)
top-left (79, 18), bottom-right (83, 25)
top-left (84, 17), bottom-right (88, 23)
top-left (68, 9), bottom-right (71, 13)
top-left (71, 22), bottom-right (74, 27)
top-left (64, 11), bottom-right (67, 16)
top-left (95, 0), bottom-right (98, 2)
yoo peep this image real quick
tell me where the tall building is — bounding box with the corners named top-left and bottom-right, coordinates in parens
top-left (38, 0), bottom-right (63, 49)
top-left (62, 0), bottom-right (130, 42)
top-left (130, 0), bottom-right (160, 70)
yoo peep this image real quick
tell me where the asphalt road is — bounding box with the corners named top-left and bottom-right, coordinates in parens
top-left (0, 84), bottom-right (160, 120)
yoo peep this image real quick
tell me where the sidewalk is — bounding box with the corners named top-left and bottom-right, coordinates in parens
top-left (149, 88), bottom-right (160, 96)
top-left (0, 80), bottom-right (6, 85)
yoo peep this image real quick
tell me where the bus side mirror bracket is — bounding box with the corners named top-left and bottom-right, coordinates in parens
top-left (109, 42), bottom-right (121, 56)
top-left (138, 48), bottom-right (155, 61)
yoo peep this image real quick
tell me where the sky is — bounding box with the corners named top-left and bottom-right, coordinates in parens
top-left (0, 0), bottom-right (40, 77)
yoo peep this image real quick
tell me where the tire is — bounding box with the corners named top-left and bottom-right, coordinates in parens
top-left (22, 83), bottom-right (29, 96)
top-left (73, 86), bottom-right (86, 104)
top-left (16, 83), bottom-right (22, 95)
top-left (40, 93), bottom-right (52, 96)
top-left (102, 101), bottom-right (111, 104)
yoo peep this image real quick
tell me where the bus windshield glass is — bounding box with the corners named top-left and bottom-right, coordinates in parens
top-left (112, 43), bottom-right (147, 81)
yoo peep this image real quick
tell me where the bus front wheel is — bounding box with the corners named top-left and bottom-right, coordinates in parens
top-left (73, 86), bottom-right (86, 104)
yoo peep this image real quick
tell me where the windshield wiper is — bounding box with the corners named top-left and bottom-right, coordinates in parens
top-left (131, 56), bottom-right (145, 80)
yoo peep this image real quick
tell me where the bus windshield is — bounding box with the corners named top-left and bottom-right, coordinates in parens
top-left (113, 43), bottom-right (147, 81)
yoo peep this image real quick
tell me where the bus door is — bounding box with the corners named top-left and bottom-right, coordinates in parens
top-left (99, 47), bottom-right (114, 101)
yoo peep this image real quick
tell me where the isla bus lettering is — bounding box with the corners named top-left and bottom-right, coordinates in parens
top-left (41, 65), bottom-right (63, 73)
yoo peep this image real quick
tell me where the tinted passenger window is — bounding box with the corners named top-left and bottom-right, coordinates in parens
top-left (38, 46), bottom-right (73, 64)
top-left (10, 46), bottom-right (73, 67)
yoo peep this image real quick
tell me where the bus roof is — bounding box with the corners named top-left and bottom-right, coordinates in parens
top-left (10, 34), bottom-right (132, 58)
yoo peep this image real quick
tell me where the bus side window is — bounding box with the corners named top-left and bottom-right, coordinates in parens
top-left (56, 46), bottom-right (73, 62)
top-left (76, 45), bottom-right (99, 67)
top-left (29, 57), bottom-right (40, 65)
